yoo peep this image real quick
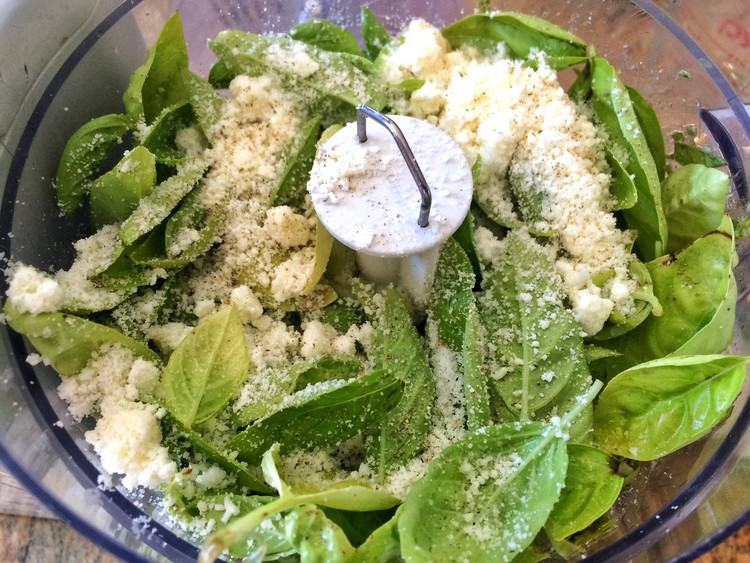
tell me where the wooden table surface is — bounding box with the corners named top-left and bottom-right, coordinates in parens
top-left (0, 471), bottom-right (748, 563)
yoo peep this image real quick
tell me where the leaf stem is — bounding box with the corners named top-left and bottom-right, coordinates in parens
top-left (561, 380), bottom-right (604, 430)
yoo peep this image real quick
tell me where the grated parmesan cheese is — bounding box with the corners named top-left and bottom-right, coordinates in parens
top-left (6, 264), bottom-right (63, 314)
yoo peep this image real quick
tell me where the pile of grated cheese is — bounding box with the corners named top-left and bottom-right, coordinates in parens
top-left (379, 20), bottom-right (637, 335)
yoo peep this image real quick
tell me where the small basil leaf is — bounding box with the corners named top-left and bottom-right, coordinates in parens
top-left (230, 370), bottom-right (403, 464)
top-left (302, 218), bottom-right (334, 294)
top-left (349, 511), bottom-right (401, 562)
top-left (141, 102), bottom-right (197, 166)
top-left (272, 115), bottom-right (322, 207)
top-left (627, 86), bottom-right (666, 180)
top-left (398, 422), bottom-right (568, 562)
top-left (123, 11), bottom-right (189, 124)
top-left (662, 163), bottom-right (730, 253)
top-left (321, 300), bottom-right (366, 333)
top-left (322, 507), bottom-right (396, 548)
top-left (182, 69), bottom-right (227, 140)
top-left (605, 148), bottom-right (637, 211)
top-left (671, 140), bottom-right (726, 168)
top-left (365, 288), bottom-right (436, 477)
top-left (546, 444), bottom-right (623, 541)
top-left (89, 146), bottom-right (157, 229)
top-left (56, 113), bottom-right (131, 214)
top-left (163, 305), bottom-right (250, 427)
top-left (282, 505), bottom-right (355, 563)
top-left (290, 19), bottom-right (363, 56)
top-left (119, 157), bottom-right (208, 246)
top-left (429, 238), bottom-right (475, 351)
top-left (4, 302), bottom-right (160, 376)
top-left (462, 299), bottom-right (491, 430)
top-left (207, 59), bottom-right (236, 89)
top-left (161, 412), bottom-right (272, 493)
top-left (361, 7), bottom-right (391, 61)
top-left (293, 355), bottom-right (364, 391)
top-left (594, 355), bottom-right (749, 460)
top-left (452, 211), bottom-right (482, 282)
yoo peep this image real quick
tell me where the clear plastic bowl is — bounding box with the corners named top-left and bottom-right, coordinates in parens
top-left (1, 1), bottom-right (749, 561)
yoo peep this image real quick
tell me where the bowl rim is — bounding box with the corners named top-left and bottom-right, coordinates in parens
top-left (1, 0), bottom-right (750, 561)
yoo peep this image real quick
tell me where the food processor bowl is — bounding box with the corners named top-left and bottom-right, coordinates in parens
top-left (1, 1), bottom-right (749, 561)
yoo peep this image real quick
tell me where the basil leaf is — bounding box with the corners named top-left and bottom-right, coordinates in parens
top-left (123, 12), bottom-right (189, 124)
top-left (321, 300), bottom-right (366, 333)
top-left (4, 302), bottom-right (160, 376)
top-left (594, 355), bottom-right (749, 460)
top-left (478, 232), bottom-right (589, 417)
top-left (429, 238), bottom-right (475, 351)
top-left (290, 19), bottom-right (363, 56)
top-left (584, 345), bottom-right (621, 364)
top-left (361, 7), bottom-right (391, 61)
top-left (141, 102), bottom-right (197, 166)
top-left (591, 57), bottom-right (667, 260)
top-left (282, 504), bottom-right (355, 562)
top-left (55, 113), bottom-right (131, 215)
top-left (322, 507), bottom-right (396, 548)
top-left (119, 157), bottom-right (207, 246)
top-left (608, 216), bottom-right (737, 373)
top-left (209, 31), bottom-right (385, 109)
top-left (627, 86), bottom-right (666, 180)
top-left (349, 512), bottom-right (401, 563)
top-left (605, 148), bottom-right (637, 211)
top-left (398, 422), bottom-right (568, 562)
top-left (201, 446), bottom-right (398, 561)
top-left (230, 370), bottom-right (403, 464)
top-left (271, 115), bottom-right (322, 207)
top-left (546, 444), bottom-right (623, 541)
top-left (593, 259), bottom-right (659, 341)
top-left (207, 59), bottom-right (235, 89)
top-left (442, 12), bottom-right (589, 70)
top-left (671, 140), bottom-right (725, 168)
top-left (365, 288), bottom-right (436, 477)
top-left (293, 356), bottom-right (364, 391)
top-left (302, 218), bottom-right (333, 295)
top-left (182, 69), bottom-right (226, 140)
top-left (163, 305), bottom-right (250, 427)
top-left (462, 299), bottom-right (491, 430)
top-left (89, 146), bottom-right (157, 228)
top-left (662, 163), bottom-right (730, 253)
top-left (162, 412), bottom-right (272, 493)
top-left (452, 212), bottom-right (482, 282)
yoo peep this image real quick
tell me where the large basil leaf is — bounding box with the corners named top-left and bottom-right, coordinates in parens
top-left (365, 288), bottom-right (436, 478)
top-left (442, 12), bottom-right (589, 69)
top-left (229, 370), bottom-right (403, 464)
top-left (4, 302), bottom-right (160, 376)
top-left (89, 146), bottom-right (157, 228)
top-left (161, 412), bottom-right (272, 493)
top-left (545, 444), bottom-right (623, 541)
top-left (591, 57), bottom-right (667, 260)
top-left (56, 113), bottom-right (131, 215)
top-left (594, 355), bottom-right (748, 460)
top-left (361, 7), bottom-right (392, 61)
top-left (398, 422), bottom-right (568, 562)
top-left (662, 163), bottom-right (730, 253)
top-left (209, 31), bottom-right (385, 109)
top-left (290, 19), bottom-right (363, 56)
top-left (627, 85), bottom-right (666, 180)
top-left (200, 445), bottom-right (399, 561)
top-left (607, 216), bottom-right (737, 374)
top-left (272, 115), bottom-right (322, 207)
top-left (478, 232), bottom-right (589, 417)
top-left (123, 11), bottom-right (189, 124)
top-left (671, 130), bottom-right (725, 168)
top-left (429, 238), bottom-right (475, 351)
top-left (163, 305), bottom-right (250, 428)
top-left (119, 157), bottom-right (207, 245)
